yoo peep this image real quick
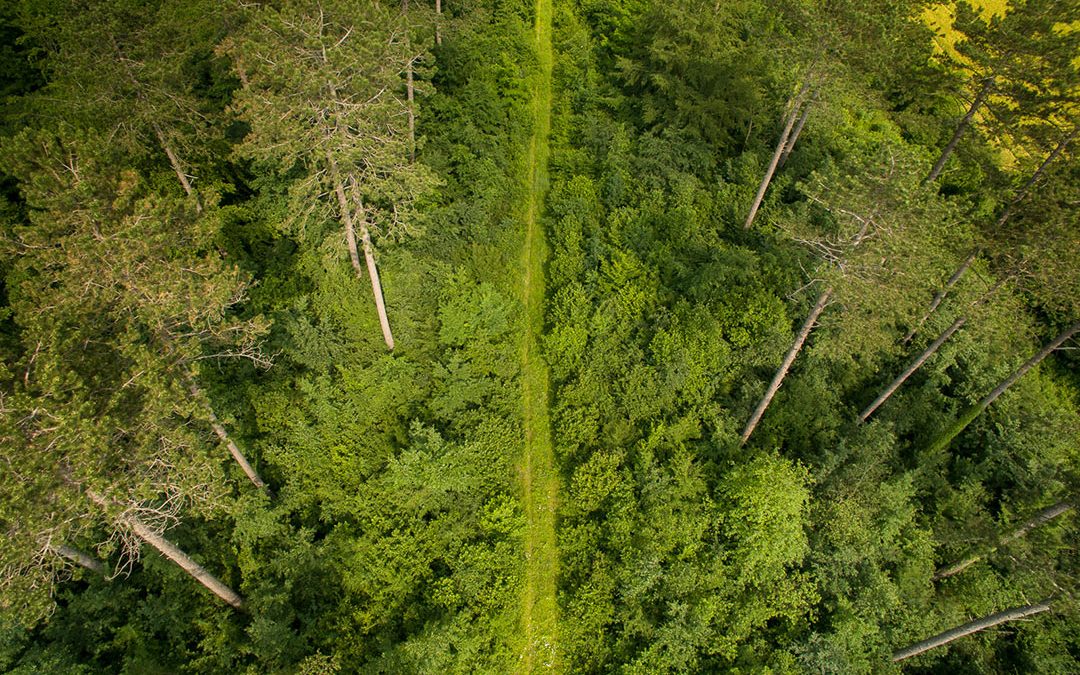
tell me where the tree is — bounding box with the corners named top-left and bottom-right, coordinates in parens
top-left (742, 136), bottom-right (964, 442)
top-left (225, 1), bottom-right (437, 351)
top-left (86, 490), bottom-right (244, 610)
top-left (906, 122), bottom-right (1076, 343)
top-left (927, 319), bottom-right (1080, 454)
top-left (932, 501), bottom-right (1073, 581)
top-left (892, 600), bottom-right (1054, 662)
top-left (859, 315), bottom-right (966, 422)
top-left (2, 129), bottom-right (271, 488)
top-left (740, 286), bottom-right (830, 444)
top-left (743, 81), bottom-right (811, 230)
top-left (925, 0), bottom-right (1080, 183)
top-left (14, 0), bottom-right (229, 206)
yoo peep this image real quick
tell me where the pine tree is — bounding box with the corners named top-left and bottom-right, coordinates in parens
top-left (225, 0), bottom-right (437, 351)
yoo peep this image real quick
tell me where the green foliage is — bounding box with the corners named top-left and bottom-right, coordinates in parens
top-left (1, 0), bottom-right (1078, 671)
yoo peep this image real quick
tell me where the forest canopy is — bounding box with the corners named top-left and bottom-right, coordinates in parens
top-left (1, 0), bottom-right (1078, 672)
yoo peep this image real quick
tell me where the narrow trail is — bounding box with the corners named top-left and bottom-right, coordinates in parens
top-left (518, 0), bottom-right (557, 669)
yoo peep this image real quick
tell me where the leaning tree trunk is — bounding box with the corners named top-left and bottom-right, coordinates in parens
top-left (153, 126), bottom-right (202, 213)
top-left (327, 152), bottom-right (396, 350)
top-left (350, 180), bottom-right (396, 351)
top-left (49, 543), bottom-right (107, 576)
top-left (926, 76), bottom-right (995, 183)
top-left (993, 126), bottom-right (1077, 229)
top-left (862, 316), bottom-right (967, 422)
top-left (928, 319), bottom-right (1080, 454)
top-left (744, 82), bottom-right (811, 230)
top-left (892, 600), bottom-right (1053, 662)
top-left (904, 251), bottom-right (977, 344)
top-left (86, 491), bottom-right (244, 609)
top-left (777, 93), bottom-right (814, 169)
top-left (976, 319), bottom-right (1080, 411)
top-left (124, 515), bottom-right (244, 610)
top-left (741, 287), bottom-right (832, 444)
top-left (188, 384), bottom-right (269, 493)
top-left (933, 501), bottom-right (1073, 581)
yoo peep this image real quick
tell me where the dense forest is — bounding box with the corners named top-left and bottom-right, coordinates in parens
top-left (0, 0), bottom-right (1078, 672)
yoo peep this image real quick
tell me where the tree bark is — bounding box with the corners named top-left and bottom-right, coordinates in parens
top-left (933, 501), bottom-right (1073, 581)
top-left (741, 287), bottom-right (831, 444)
top-left (50, 544), bottom-right (107, 576)
top-left (407, 57), bottom-right (416, 163)
top-left (926, 76), bottom-right (995, 183)
top-left (154, 127), bottom-right (202, 213)
top-left (892, 600), bottom-right (1052, 662)
top-left (994, 126), bottom-right (1077, 229)
top-left (744, 82), bottom-right (811, 230)
top-left (125, 515), bottom-right (244, 609)
top-left (86, 490), bottom-right (244, 609)
top-left (978, 320), bottom-right (1080, 411)
top-left (188, 384), bottom-right (269, 493)
top-left (777, 94), bottom-right (813, 169)
top-left (927, 320), bottom-right (1080, 454)
top-left (352, 185), bottom-right (396, 351)
top-left (326, 152), bottom-right (395, 350)
top-left (861, 316), bottom-right (966, 422)
top-left (435, 0), bottom-right (442, 45)
top-left (904, 250), bottom-right (977, 344)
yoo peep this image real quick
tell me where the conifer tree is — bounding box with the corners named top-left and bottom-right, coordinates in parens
top-left (225, 0), bottom-right (437, 351)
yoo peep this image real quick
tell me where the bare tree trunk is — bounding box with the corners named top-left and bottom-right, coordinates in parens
top-left (407, 57), bottom-right (416, 163)
top-left (154, 127), bottom-right (202, 213)
top-left (326, 152), bottom-right (395, 350)
top-left (777, 94), bottom-right (813, 169)
top-left (741, 287), bottom-right (831, 444)
top-left (926, 76), bottom-right (994, 183)
top-left (892, 600), bottom-right (1052, 662)
top-left (125, 515), bottom-right (244, 610)
top-left (978, 320), bottom-right (1080, 410)
top-left (188, 384), bottom-right (269, 493)
top-left (744, 82), bottom-right (811, 230)
top-left (928, 320), bottom-right (1080, 454)
top-left (351, 184), bottom-right (396, 351)
top-left (332, 176), bottom-right (365, 275)
top-left (50, 544), bottom-right (107, 576)
top-left (435, 0), bottom-right (442, 45)
top-left (862, 316), bottom-right (966, 422)
top-left (85, 491), bottom-right (244, 609)
top-left (933, 502), bottom-right (1073, 581)
top-left (994, 126), bottom-right (1077, 229)
top-left (904, 250), bottom-right (977, 344)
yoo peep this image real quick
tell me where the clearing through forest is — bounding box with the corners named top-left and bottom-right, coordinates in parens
top-left (518, 0), bottom-right (557, 669)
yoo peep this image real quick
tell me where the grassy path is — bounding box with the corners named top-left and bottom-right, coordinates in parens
top-left (519, 0), bottom-right (557, 669)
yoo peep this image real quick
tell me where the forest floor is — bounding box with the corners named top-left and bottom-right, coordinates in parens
top-left (518, 0), bottom-right (558, 669)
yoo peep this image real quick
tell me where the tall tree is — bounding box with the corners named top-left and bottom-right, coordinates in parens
top-left (225, 0), bottom-right (436, 351)
top-left (927, 319), bottom-right (1080, 454)
top-left (2, 129), bottom-right (271, 486)
top-left (740, 286), bottom-right (830, 444)
top-left (907, 122), bottom-right (1077, 343)
top-left (892, 600), bottom-right (1054, 662)
top-left (743, 137), bottom-right (963, 442)
top-left (14, 0), bottom-right (228, 206)
top-left (743, 81), bottom-right (811, 230)
top-left (86, 490), bottom-right (244, 609)
top-left (932, 501), bottom-right (1073, 581)
top-left (925, 0), bottom-right (1080, 183)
